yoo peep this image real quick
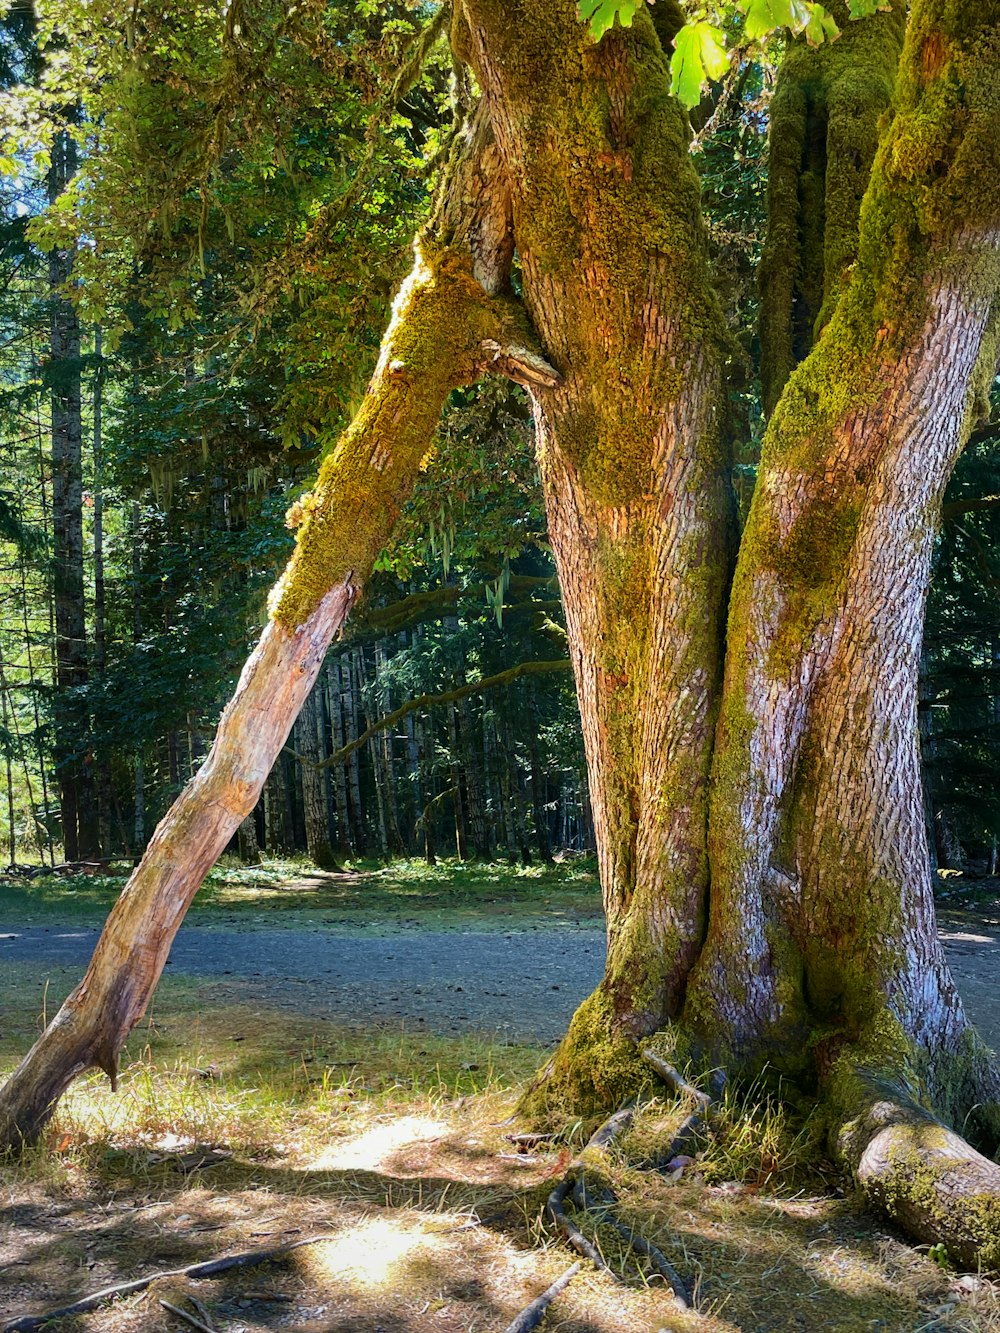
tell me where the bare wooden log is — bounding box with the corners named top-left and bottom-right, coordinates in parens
top-left (3, 1234), bottom-right (332, 1333)
top-left (0, 588), bottom-right (351, 1150)
top-left (0, 99), bottom-right (541, 1152)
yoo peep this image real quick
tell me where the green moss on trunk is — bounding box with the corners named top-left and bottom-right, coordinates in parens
top-left (759, 1), bottom-right (906, 414)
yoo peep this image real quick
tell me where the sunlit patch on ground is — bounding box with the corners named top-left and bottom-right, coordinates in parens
top-left (308, 1113), bottom-right (449, 1171)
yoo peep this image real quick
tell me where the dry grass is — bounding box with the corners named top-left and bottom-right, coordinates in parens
top-left (4, 987), bottom-right (1000, 1333)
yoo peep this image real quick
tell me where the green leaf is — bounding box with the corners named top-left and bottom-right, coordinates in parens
top-left (579, 0), bottom-right (640, 40)
top-left (847, 0), bottom-right (890, 15)
top-left (670, 22), bottom-right (729, 109)
top-left (737, 0), bottom-right (796, 40)
top-left (803, 3), bottom-right (840, 44)
top-left (696, 22), bottom-right (731, 80)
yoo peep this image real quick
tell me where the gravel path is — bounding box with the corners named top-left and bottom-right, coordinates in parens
top-left (1, 916), bottom-right (998, 1048)
top-left (0, 921), bottom-right (606, 1044)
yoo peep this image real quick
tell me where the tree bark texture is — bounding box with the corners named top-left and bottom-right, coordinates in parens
top-left (463, 0), bottom-right (732, 1038)
top-left (758, 0), bottom-right (906, 414)
top-left (48, 127), bottom-right (98, 862)
top-left (457, 0), bottom-right (1000, 1265)
top-left (298, 680), bottom-right (338, 869)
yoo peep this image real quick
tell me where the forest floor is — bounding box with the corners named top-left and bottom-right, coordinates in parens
top-left (1, 860), bottom-right (1000, 1333)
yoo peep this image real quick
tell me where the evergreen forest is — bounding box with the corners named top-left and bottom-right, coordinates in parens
top-left (1, 1), bottom-right (997, 878)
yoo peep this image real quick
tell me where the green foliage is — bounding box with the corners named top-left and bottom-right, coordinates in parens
top-left (671, 22), bottom-right (730, 110)
top-left (579, 0), bottom-right (642, 42)
top-left (924, 408), bottom-right (1000, 864)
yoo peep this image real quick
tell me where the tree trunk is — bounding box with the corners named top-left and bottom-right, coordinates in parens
top-left (446, 700), bottom-right (469, 859)
top-left (264, 751), bottom-right (293, 854)
top-left (298, 678), bottom-right (339, 869)
top-left (758, 0), bottom-right (906, 414)
top-left (48, 126), bottom-right (98, 862)
top-left (0, 104), bottom-right (549, 1147)
top-left (464, 0), bottom-right (732, 1038)
top-left (342, 649), bottom-right (367, 855)
top-left (494, 0), bottom-right (1000, 1265)
top-left (374, 639), bottom-right (405, 855)
top-left (524, 685), bottom-right (553, 864)
top-left (458, 696), bottom-right (489, 857)
top-left (358, 648), bottom-right (391, 859)
top-left (327, 657), bottom-right (353, 857)
top-left (237, 812), bottom-right (262, 866)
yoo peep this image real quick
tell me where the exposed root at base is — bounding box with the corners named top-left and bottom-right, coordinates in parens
top-left (834, 1065), bottom-right (1000, 1270)
top-left (504, 1056), bottom-right (727, 1329)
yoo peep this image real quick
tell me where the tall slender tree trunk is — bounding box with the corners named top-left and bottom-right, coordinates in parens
top-left (343, 650), bottom-right (367, 854)
top-left (373, 639), bottom-right (405, 854)
top-left (298, 678), bottom-right (339, 869)
top-left (264, 752), bottom-right (293, 854)
top-left (446, 701), bottom-right (469, 859)
top-left (524, 685), bottom-right (553, 864)
top-left (359, 648), bottom-right (392, 859)
top-left (458, 696), bottom-right (488, 856)
top-left (327, 658), bottom-right (353, 857)
top-left (48, 127), bottom-right (98, 861)
top-left (464, 0), bottom-right (731, 1035)
top-left (91, 326), bottom-right (112, 847)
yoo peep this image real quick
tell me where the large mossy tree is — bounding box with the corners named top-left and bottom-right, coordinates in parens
top-left (3, 0), bottom-right (1000, 1265)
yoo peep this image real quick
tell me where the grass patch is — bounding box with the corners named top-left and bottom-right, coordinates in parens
top-left (0, 855), bottom-right (603, 932)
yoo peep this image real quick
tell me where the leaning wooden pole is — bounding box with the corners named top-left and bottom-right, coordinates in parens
top-left (0, 104), bottom-right (559, 1151)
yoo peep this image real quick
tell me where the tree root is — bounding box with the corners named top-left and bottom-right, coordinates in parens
top-left (500, 1262), bottom-right (582, 1333)
top-left (834, 1068), bottom-right (1000, 1270)
top-left (641, 1047), bottom-right (721, 1168)
top-left (572, 1174), bottom-right (690, 1299)
top-left (547, 1174), bottom-right (618, 1276)
top-left (2, 1234), bottom-right (333, 1333)
top-left (504, 1099), bottom-right (694, 1331)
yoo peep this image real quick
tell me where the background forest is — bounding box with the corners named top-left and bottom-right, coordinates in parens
top-left (0, 0), bottom-right (997, 877)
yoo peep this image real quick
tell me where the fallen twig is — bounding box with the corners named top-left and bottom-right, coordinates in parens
top-left (641, 1048), bottom-right (722, 1168)
top-left (159, 1299), bottom-right (215, 1333)
top-left (501, 1262), bottom-right (582, 1333)
top-left (3, 1234), bottom-right (330, 1333)
top-left (547, 1176), bottom-right (616, 1275)
top-left (504, 1131), bottom-right (560, 1149)
top-left (572, 1159), bottom-right (690, 1305)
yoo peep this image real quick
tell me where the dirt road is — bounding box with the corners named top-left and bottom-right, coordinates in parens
top-left (2, 913), bottom-right (998, 1047)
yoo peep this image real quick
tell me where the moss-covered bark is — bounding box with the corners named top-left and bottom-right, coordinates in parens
top-left (688, 0), bottom-right (1000, 1109)
top-left (0, 106), bottom-right (552, 1151)
top-left (759, 0), bottom-right (906, 415)
top-left (459, 0), bottom-right (733, 1110)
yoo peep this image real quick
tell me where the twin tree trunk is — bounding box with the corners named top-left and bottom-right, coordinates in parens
top-left (4, 0), bottom-right (1000, 1267)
